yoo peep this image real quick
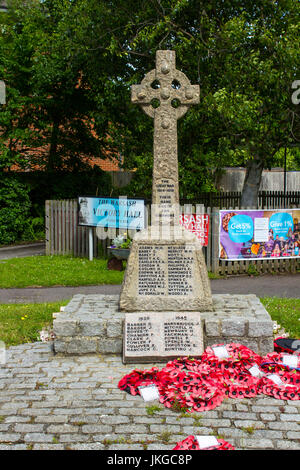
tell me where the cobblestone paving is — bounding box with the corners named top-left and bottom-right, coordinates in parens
top-left (0, 342), bottom-right (300, 451)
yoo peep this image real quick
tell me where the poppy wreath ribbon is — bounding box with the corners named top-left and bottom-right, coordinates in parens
top-left (260, 351), bottom-right (300, 373)
top-left (274, 337), bottom-right (300, 355)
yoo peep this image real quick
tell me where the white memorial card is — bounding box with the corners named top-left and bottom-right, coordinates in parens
top-left (138, 384), bottom-right (160, 402)
top-left (267, 374), bottom-right (283, 386)
top-left (212, 345), bottom-right (229, 359)
top-left (196, 435), bottom-right (220, 449)
top-left (282, 355), bottom-right (298, 368)
top-left (248, 364), bottom-right (264, 378)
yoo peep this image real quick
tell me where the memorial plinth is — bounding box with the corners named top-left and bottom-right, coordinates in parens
top-left (53, 293), bottom-right (274, 361)
top-left (119, 227), bottom-right (212, 312)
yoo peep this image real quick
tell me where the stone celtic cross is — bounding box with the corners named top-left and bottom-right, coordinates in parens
top-left (0, 80), bottom-right (6, 105)
top-left (131, 50), bottom-right (199, 225)
top-left (119, 50), bottom-right (212, 317)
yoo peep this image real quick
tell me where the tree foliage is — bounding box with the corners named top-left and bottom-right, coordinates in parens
top-left (0, 0), bottom-right (299, 208)
top-left (105, 0), bottom-right (299, 205)
top-left (0, 0), bottom-right (126, 172)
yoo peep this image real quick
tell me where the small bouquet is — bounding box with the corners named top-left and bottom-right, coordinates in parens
top-left (39, 327), bottom-right (56, 342)
top-left (110, 233), bottom-right (132, 249)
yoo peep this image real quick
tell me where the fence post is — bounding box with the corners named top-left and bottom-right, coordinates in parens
top-left (89, 227), bottom-right (93, 261)
top-left (45, 200), bottom-right (50, 255)
top-left (206, 206), bottom-right (211, 271)
top-left (211, 207), bottom-right (220, 275)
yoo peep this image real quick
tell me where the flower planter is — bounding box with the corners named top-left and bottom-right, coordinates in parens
top-left (107, 247), bottom-right (130, 271)
top-left (108, 247), bottom-right (130, 260)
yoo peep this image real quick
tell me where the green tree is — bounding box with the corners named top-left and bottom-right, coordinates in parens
top-left (77, 0), bottom-right (300, 204)
top-left (0, 0), bottom-right (117, 243)
top-left (113, 0), bottom-right (300, 205)
top-left (0, 0), bottom-right (123, 172)
top-left (1, 0), bottom-right (299, 207)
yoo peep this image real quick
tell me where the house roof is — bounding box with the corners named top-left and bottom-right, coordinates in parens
top-left (10, 156), bottom-right (122, 172)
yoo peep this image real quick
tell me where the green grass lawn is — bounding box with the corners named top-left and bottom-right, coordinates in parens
top-left (0, 301), bottom-right (69, 347)
top-left (0, 255), bottom-right (221, 288)
top-left (0, 255), bottom-right (125, 288)
top-left (261, 297), bottom-right (300, 338)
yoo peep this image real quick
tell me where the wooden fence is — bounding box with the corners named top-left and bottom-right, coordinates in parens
top-left (181, 190), bottom-right (300, 209)
top-left (45, 198), bottom-right (300, 275)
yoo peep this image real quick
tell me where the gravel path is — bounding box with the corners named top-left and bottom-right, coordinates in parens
top-left (0, 342), bottom-right (299, 451)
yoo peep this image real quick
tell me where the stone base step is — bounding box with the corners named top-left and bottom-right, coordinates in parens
top-left (53, 294), bottom-right (274, 358)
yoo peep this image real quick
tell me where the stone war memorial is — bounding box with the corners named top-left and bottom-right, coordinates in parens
top-left (53, 51), bottom-right (274, 362)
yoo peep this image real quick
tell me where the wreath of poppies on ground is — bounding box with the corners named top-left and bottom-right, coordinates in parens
top-left (118, 343), bottom-right (300, 413)
top-left (173, 435), bottom-right (235, 451)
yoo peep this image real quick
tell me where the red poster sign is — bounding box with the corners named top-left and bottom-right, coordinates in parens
top-left (179, 214), bottom-right (210, 246)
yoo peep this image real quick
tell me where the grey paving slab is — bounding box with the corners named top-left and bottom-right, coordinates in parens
top-left (0, 342), bottom-right (299, 451)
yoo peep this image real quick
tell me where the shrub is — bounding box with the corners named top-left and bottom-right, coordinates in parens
top-left (0, 176), bottom-right (32, 245)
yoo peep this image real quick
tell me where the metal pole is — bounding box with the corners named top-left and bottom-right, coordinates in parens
top-left (283, 146), bottom-right (287, 197)
top-left (89, 227), bottom-right (93, 261)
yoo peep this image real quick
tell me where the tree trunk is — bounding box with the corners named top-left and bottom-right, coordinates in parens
top-left (47, 117), bottom-right (60, 171)
top-left (240, 158), bottom-right (264, 208)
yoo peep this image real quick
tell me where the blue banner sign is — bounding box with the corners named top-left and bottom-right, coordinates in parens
top-left (78, 196), bottom-right (146, 230)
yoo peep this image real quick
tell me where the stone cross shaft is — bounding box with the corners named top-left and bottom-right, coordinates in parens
top-left (131, 50), bottom-right (199, 225)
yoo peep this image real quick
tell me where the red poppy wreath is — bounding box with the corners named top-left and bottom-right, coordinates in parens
top-left (118, 343), bottom-right (300, 412)
top-left (173, 435), bottom-right (235, 451)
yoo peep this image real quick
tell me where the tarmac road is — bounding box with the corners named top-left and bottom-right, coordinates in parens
top-left (210, 273), bottom-right (300, 298)
top-left (0, 273), bottom-right (299, 304)
top-left (0, 242), bottom-right (45, 260)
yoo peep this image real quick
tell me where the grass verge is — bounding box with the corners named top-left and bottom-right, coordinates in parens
top-left (0, 255), bottom-right (224, 288)
top-left (0, 255), bottom-right (124, 288)
top-left (0, 301), bottom-right (69, 347)
top-left (260, 297), bottom-right (300, 338)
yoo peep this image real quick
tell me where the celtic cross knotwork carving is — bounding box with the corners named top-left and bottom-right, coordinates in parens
top-left (131, 51), bottom-right (199, 124)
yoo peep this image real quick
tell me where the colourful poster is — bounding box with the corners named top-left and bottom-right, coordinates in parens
top-left (179, 214), bottom-right (209, 246)
top-left (219, 209), bottom-right (300, 260)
